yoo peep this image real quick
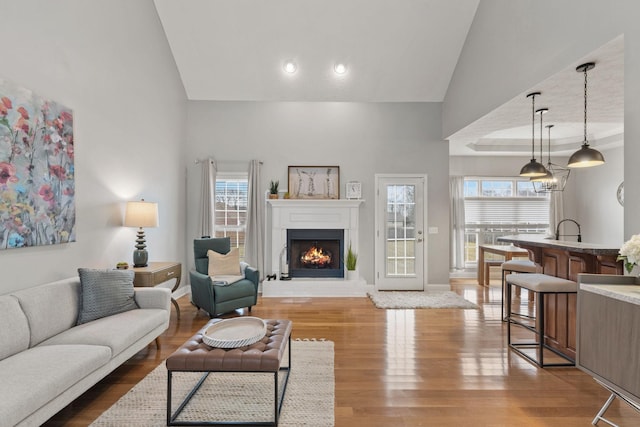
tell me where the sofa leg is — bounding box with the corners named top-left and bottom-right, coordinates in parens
top-left (248, 306), bottom-right (252, 313)
top-left (155, 337), bottom-right (161, 349)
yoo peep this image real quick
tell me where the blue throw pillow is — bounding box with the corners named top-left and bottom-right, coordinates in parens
top-left (77, 268), bottom-right (139, 325)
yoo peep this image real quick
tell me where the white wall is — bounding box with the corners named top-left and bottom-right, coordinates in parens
top-left (443, 0), bottom-right (640, 241)
top-left (185, 101), bottom-right (450, 285)
top-left (450, 155), bottom-right (533, 177)
top-left (0, 1), bottom-right (187, 293)
top-left (571, 146), bottom-right (624, 245)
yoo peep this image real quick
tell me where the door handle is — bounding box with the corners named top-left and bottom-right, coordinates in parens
top-left (417, 238), bottom-right (423, 243)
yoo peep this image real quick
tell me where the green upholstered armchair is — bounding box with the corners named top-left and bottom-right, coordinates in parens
top-left (189, 237), bottom-right (259, 317)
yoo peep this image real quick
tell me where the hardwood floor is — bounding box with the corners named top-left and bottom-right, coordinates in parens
top-left (44, 279), bottom-right (639, 426)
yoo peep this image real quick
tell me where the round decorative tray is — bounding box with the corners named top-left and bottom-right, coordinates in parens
top-left (202, 317), bottom-right (267, 348)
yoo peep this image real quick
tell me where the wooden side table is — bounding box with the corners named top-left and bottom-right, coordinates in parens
top-left (132, 262), bottom-right (182, 318)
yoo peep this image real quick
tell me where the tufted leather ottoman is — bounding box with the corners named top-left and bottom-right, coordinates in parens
top-left (166, 318), bottom-right (292, 426)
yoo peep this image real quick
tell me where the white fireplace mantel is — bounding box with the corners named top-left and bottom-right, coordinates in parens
top-left (263, 199), bottom-right (364, 296)
top-left (266, 199), bottom-right (363, 277)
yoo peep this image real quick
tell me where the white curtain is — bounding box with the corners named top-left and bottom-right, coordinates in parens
top-left (450, 176), bottom-right (466, 271)
top-left (198, 158), bottom-right (216, 238)
top-left (244, 160), bottom-right (264, 277)
top-left (548, 191), bottom-right (564, 238)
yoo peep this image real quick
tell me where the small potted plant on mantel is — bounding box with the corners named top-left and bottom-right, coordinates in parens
top-left (269, 180), bottom-right (279, 199)
top-left (345, 243), bottom-right (358, 280)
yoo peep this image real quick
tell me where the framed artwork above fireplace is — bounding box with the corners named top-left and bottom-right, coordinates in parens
top-left (288, 166), bottom-right (339, 199)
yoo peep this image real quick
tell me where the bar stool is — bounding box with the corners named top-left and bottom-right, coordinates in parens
top-left (505, 273), bottom-right (577, 367)
top-left (501, 259), bottom-right (542, 321)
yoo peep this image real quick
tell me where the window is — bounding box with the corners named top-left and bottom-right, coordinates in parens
top-left (464, 177), bottom-right (549, 266)
top-left (215, 173), bottom-right (248, 259)
top-left (385, 184), bottom-right (417, 276)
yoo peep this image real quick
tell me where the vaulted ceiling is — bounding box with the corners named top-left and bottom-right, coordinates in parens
top-left (154, 1), bottom-right (623, 157)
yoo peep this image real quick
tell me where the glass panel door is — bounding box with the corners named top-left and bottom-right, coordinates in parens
top-left (375, 175), bottom-right (425, 290)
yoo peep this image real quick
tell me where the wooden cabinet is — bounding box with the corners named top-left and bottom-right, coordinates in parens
top-left (133, 262), bottom-right (181, 287)
top-left (498, 235), bottom-right (623, 360)
top-left (132, 262), bottom-right (182, 318)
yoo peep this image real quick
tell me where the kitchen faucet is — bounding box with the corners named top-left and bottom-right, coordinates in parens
top-left (555, 219), bottom-right (582, 242)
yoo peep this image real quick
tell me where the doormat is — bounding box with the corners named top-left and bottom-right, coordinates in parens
top-left (367, 291), bottom-right (478, 309)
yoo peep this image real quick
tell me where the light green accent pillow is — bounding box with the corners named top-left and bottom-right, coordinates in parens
top-left (77, 268), bottom-right (139, 325)
top-left (207, 248), bottom-right (241, 277)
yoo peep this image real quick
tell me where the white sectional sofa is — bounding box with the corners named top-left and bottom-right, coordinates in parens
top-left (0, 276), bottom-right (171, 427)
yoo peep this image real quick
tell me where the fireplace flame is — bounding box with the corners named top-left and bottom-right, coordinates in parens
top-left (300, 245), bottom-right (332, 268)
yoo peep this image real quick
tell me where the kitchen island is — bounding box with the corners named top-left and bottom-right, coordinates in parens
top-left (577, 274), bottom-right (640, 424)
top-left (497, 234), bottom-right (623, 360)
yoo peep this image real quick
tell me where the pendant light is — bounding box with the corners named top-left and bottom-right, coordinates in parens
top-left (520, 92), bottom-right (549, 177)
top-left (532, 124), bottom-right (570, 192)
top-left (536, 107), bottom-right (549, 170)
top-left (567, 62), bottom-right (605, 168)
top-left (531, 108), bottom-right (551, 185)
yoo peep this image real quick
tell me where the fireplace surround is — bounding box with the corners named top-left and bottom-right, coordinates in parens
top-left (264, 199), bottom-right (367, 296)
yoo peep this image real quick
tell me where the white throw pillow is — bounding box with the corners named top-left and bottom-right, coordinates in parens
top-left (207, 248), bottom-right (241, 277)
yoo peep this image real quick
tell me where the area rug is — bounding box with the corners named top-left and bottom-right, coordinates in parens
top-left (90, 340), bottom-right (334, 426)
top-left (367, 290), bottom-right (478, 309)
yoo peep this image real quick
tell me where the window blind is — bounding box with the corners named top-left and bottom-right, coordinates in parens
top-left (465, 198), bottom-right (549, 225)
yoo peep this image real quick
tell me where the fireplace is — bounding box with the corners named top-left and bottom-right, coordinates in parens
top-left (264, 199), bottom-right (366, 296)
top-left (287, 229), bottom-right (344, 278)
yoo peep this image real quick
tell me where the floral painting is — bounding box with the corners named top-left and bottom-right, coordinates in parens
top-left (0, 78), bottom-right (75, 249)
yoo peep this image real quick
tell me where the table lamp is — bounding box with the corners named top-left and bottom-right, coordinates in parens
top-left (124, 200), bottom-right (159, 267)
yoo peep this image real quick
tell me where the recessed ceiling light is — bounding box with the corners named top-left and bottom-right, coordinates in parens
top-left (283, 61), bottom-right (297, 74)
top-left (334, 63), bottom-right (347, 75)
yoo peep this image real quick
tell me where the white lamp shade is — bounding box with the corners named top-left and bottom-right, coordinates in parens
top-left (124, 201), bottom-right (159, 228)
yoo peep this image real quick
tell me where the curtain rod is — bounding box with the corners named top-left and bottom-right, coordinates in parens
top-left (194, 158), bottom-right (215, 165)
top-left (194, 159), bottom-right (263, 165)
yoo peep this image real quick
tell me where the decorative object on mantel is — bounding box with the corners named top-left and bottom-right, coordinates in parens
top-left (617, 233), bottom-right (640, 275)
top-left (124, 199), bottom-right (159, 267)
top-left (346, 181), bottom-right (362, 200)
top-left (568, 62), bottom-right (605, 168)
top-left (0, 78), bottom-right (75, 249)
top-left (268, 180), bottom-right (279, 199)
top-left (367, 291), bottom-right (478, 309)
top-left (519, 92), bottom-right (549, 178)
top-left (287, 166), bottom-right (339, 199)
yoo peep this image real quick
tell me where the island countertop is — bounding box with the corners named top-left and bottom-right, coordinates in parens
top-left (497, 234), bottom-right (621, 256)
top-left (580, 283), bottom-right (640, 305)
